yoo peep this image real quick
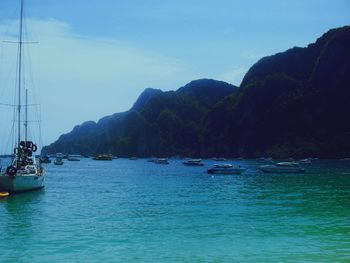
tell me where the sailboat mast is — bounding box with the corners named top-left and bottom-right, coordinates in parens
top-left (25, 89), bottom-right (28, 142)
top-left (17, 0), bottom-right (24, 149)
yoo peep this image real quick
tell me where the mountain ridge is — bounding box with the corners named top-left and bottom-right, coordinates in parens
top-left (43, 78), bottom-right (238, 156)
top-left (43, 26), bottom-right (350, 158)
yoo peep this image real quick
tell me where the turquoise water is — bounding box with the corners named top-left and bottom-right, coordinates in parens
top-left (0, 158), bottom-right (349, 262)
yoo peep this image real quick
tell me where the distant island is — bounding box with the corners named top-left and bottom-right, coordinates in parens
top-left (42, 25), bottom-right (350, 158)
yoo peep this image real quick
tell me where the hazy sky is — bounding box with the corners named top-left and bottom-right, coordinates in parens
top-left (0, 0), bottom-right (349, 152)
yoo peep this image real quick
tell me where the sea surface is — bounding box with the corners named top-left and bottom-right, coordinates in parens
top-left (0, 158), bottom-right (349, 262)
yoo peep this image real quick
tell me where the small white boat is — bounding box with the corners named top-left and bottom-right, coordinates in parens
top-left (259, 162), bottom-right (305, 173)
top-left (259, 157), bottom-right (273, 163)
top-left (155, 158), bottom-right (169, 164)
top-left (182, 159), bottom-right (204, 166)
top-left (299, 158), bottom-right (312, 164)
top-left (207, 164), bottom-right (245, 174)
top-left (67, 155), bottom-right (80, 161)
top-left (212, 157), bottom-right (227, 161)
top-left (93, 154), bottom-right (113, 161)
top-left (54, 153), bottom-right (64, 165)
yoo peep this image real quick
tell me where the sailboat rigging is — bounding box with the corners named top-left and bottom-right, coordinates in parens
top-left (0, 0), bottom-right (45, 193)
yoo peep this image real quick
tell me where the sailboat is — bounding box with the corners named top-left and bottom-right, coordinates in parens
top-left (0, 0), bottom-right (45, 193)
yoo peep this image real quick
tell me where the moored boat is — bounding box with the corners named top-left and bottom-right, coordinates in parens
top-left (93, 154), bottom-right (113, 161)
top-left (54, 153), bottom-right (64, 165)
top-left (67, 155), bottom-right (80, 161)
top-left (207, 164), bottom-right (245, 174)
top-left (182, 159), bottom-right (204, 166)
top-left (0, 0), bottom-right (45, 193)
top-left (259, 157), bottom-right (273, 163)
top-left (155, 158), bottom-right (169, 164)
top-left (0, 141), bottom-right (45, 193)
top-left (39, 155), bottom-right (51, 164)
top-left (300, 158), bottom-right (312, 164)
top-left (147, 157), bottom-right (157, 162)
top-left (0, 192), bottom-right (10, 198)
top-left (259, 162), bottom-right (305, 173)
top-left (212, 157), bottom-right (227, 161)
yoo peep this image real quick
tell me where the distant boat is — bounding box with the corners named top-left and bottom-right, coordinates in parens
top-left (207, 164), bottom-right (245, 174)
top-left (54, 153), bottom-right (64, 165)
top-left (155, 158), bottom-right (169, 164)
top-left (93, 154), bottom-right (113, 161)
top-left (299, 158), bottom-right (312, 164)
top-left (182, 159), bottom-right (204, 166)
top-left (39, 155), bottom-right (51, 164)
top-left (147, 157), bottom-right (157, 162)
top-left (259, 157), bottom-right (273, 163)
top-left (129, 157), bottom-right (137, 160)
top-left (0, 191), bottom-right (10, 198)
top-left (259, 162), bottom-right (305, 173)
top-left (212, 157), bottom-right (227, 161)
top-left (0, 0), bottom-right (45, 193)
top-left (67, 156), bottom-right (80, 162)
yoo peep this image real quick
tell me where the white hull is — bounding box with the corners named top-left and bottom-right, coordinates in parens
top-left (0, 174), bottom-right (45, 193)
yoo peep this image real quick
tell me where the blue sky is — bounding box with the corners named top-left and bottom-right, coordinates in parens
top-left (0, 0), bottom-right (349, 152)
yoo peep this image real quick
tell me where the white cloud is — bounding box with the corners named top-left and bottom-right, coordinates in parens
top-left (0, 19), bottom-right (198, 151)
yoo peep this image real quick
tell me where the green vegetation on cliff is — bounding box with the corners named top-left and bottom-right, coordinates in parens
top-left (43, 26), bottom-right (350, 158)
top-left (43, 79), bottom-right (237, 156)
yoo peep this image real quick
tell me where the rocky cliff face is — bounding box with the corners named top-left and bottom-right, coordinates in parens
top-left (202, 26), bottom-right (350, 158)
top-left (43, 26), bottom-right (350, 158)
top-left (43, 79), bottom-right (237, 156)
